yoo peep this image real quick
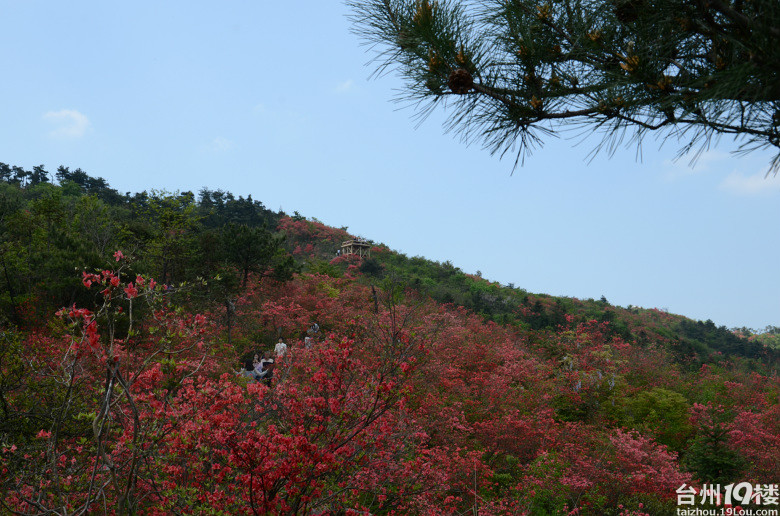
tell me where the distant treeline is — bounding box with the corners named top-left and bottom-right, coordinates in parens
top-left (0, 162), bottom-right (295, 327)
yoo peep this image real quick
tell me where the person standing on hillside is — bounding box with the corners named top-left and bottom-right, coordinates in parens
top-left (274, 338), bottom-right (288, 357)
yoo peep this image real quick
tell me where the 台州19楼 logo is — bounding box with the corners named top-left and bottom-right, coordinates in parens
top-left (676, 482), bottom-right (778, 516)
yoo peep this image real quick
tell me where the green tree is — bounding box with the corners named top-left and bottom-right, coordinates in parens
top-left (0, 206), bottom-right (26, 324)
top-left (349, 0), bottom-right (780, 171)
top-left (686, 423), bottom-right (744, 484)
top-left (129, 191), bottom-right (201, 284)
top-left (28, 165), bottom-right (50, 186)
top-left (221, 223), bottom-right (297, 288)
top-left (622, 387), bottom-right (692, 451)
top-left (198, 188), bottom-right (278, 229)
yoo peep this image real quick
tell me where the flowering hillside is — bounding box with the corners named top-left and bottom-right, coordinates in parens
top-left (0, 165), bottom-right (778, 515)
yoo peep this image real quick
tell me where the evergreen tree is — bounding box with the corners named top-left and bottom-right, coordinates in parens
top-left (349, 0), bottom-right (780, 170)
top-left (221, 222), bottom-right (298, 288)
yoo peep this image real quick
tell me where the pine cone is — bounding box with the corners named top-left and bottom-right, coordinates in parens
top-left (448, 68), bottom-right (473, 94)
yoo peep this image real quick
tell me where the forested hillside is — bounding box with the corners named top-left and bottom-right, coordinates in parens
top-left (0, 162), bottom-right (294, 329)
top-left (1, 163), bottom-right (778, 515)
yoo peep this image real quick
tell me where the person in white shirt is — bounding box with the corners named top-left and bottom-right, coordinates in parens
top-left (274, 338), bottom-right (288, 357)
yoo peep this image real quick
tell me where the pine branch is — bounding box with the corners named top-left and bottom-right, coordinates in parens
top-left (350, 0), bottom-right (780, 173)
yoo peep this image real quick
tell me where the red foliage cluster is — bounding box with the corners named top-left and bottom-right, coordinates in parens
top-left (278, 216), bottom-right (352, 261)
top-left (1, 254), bottom-right (778, 514)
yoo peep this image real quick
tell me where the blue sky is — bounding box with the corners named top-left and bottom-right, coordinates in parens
top-left (1, 1), bottom-right (778, 330)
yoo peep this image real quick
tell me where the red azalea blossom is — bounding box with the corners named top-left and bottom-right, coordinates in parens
top-left (82, 272), bottom-right (100, 288)
top-left (124, 283), bottom-right (138, 299)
